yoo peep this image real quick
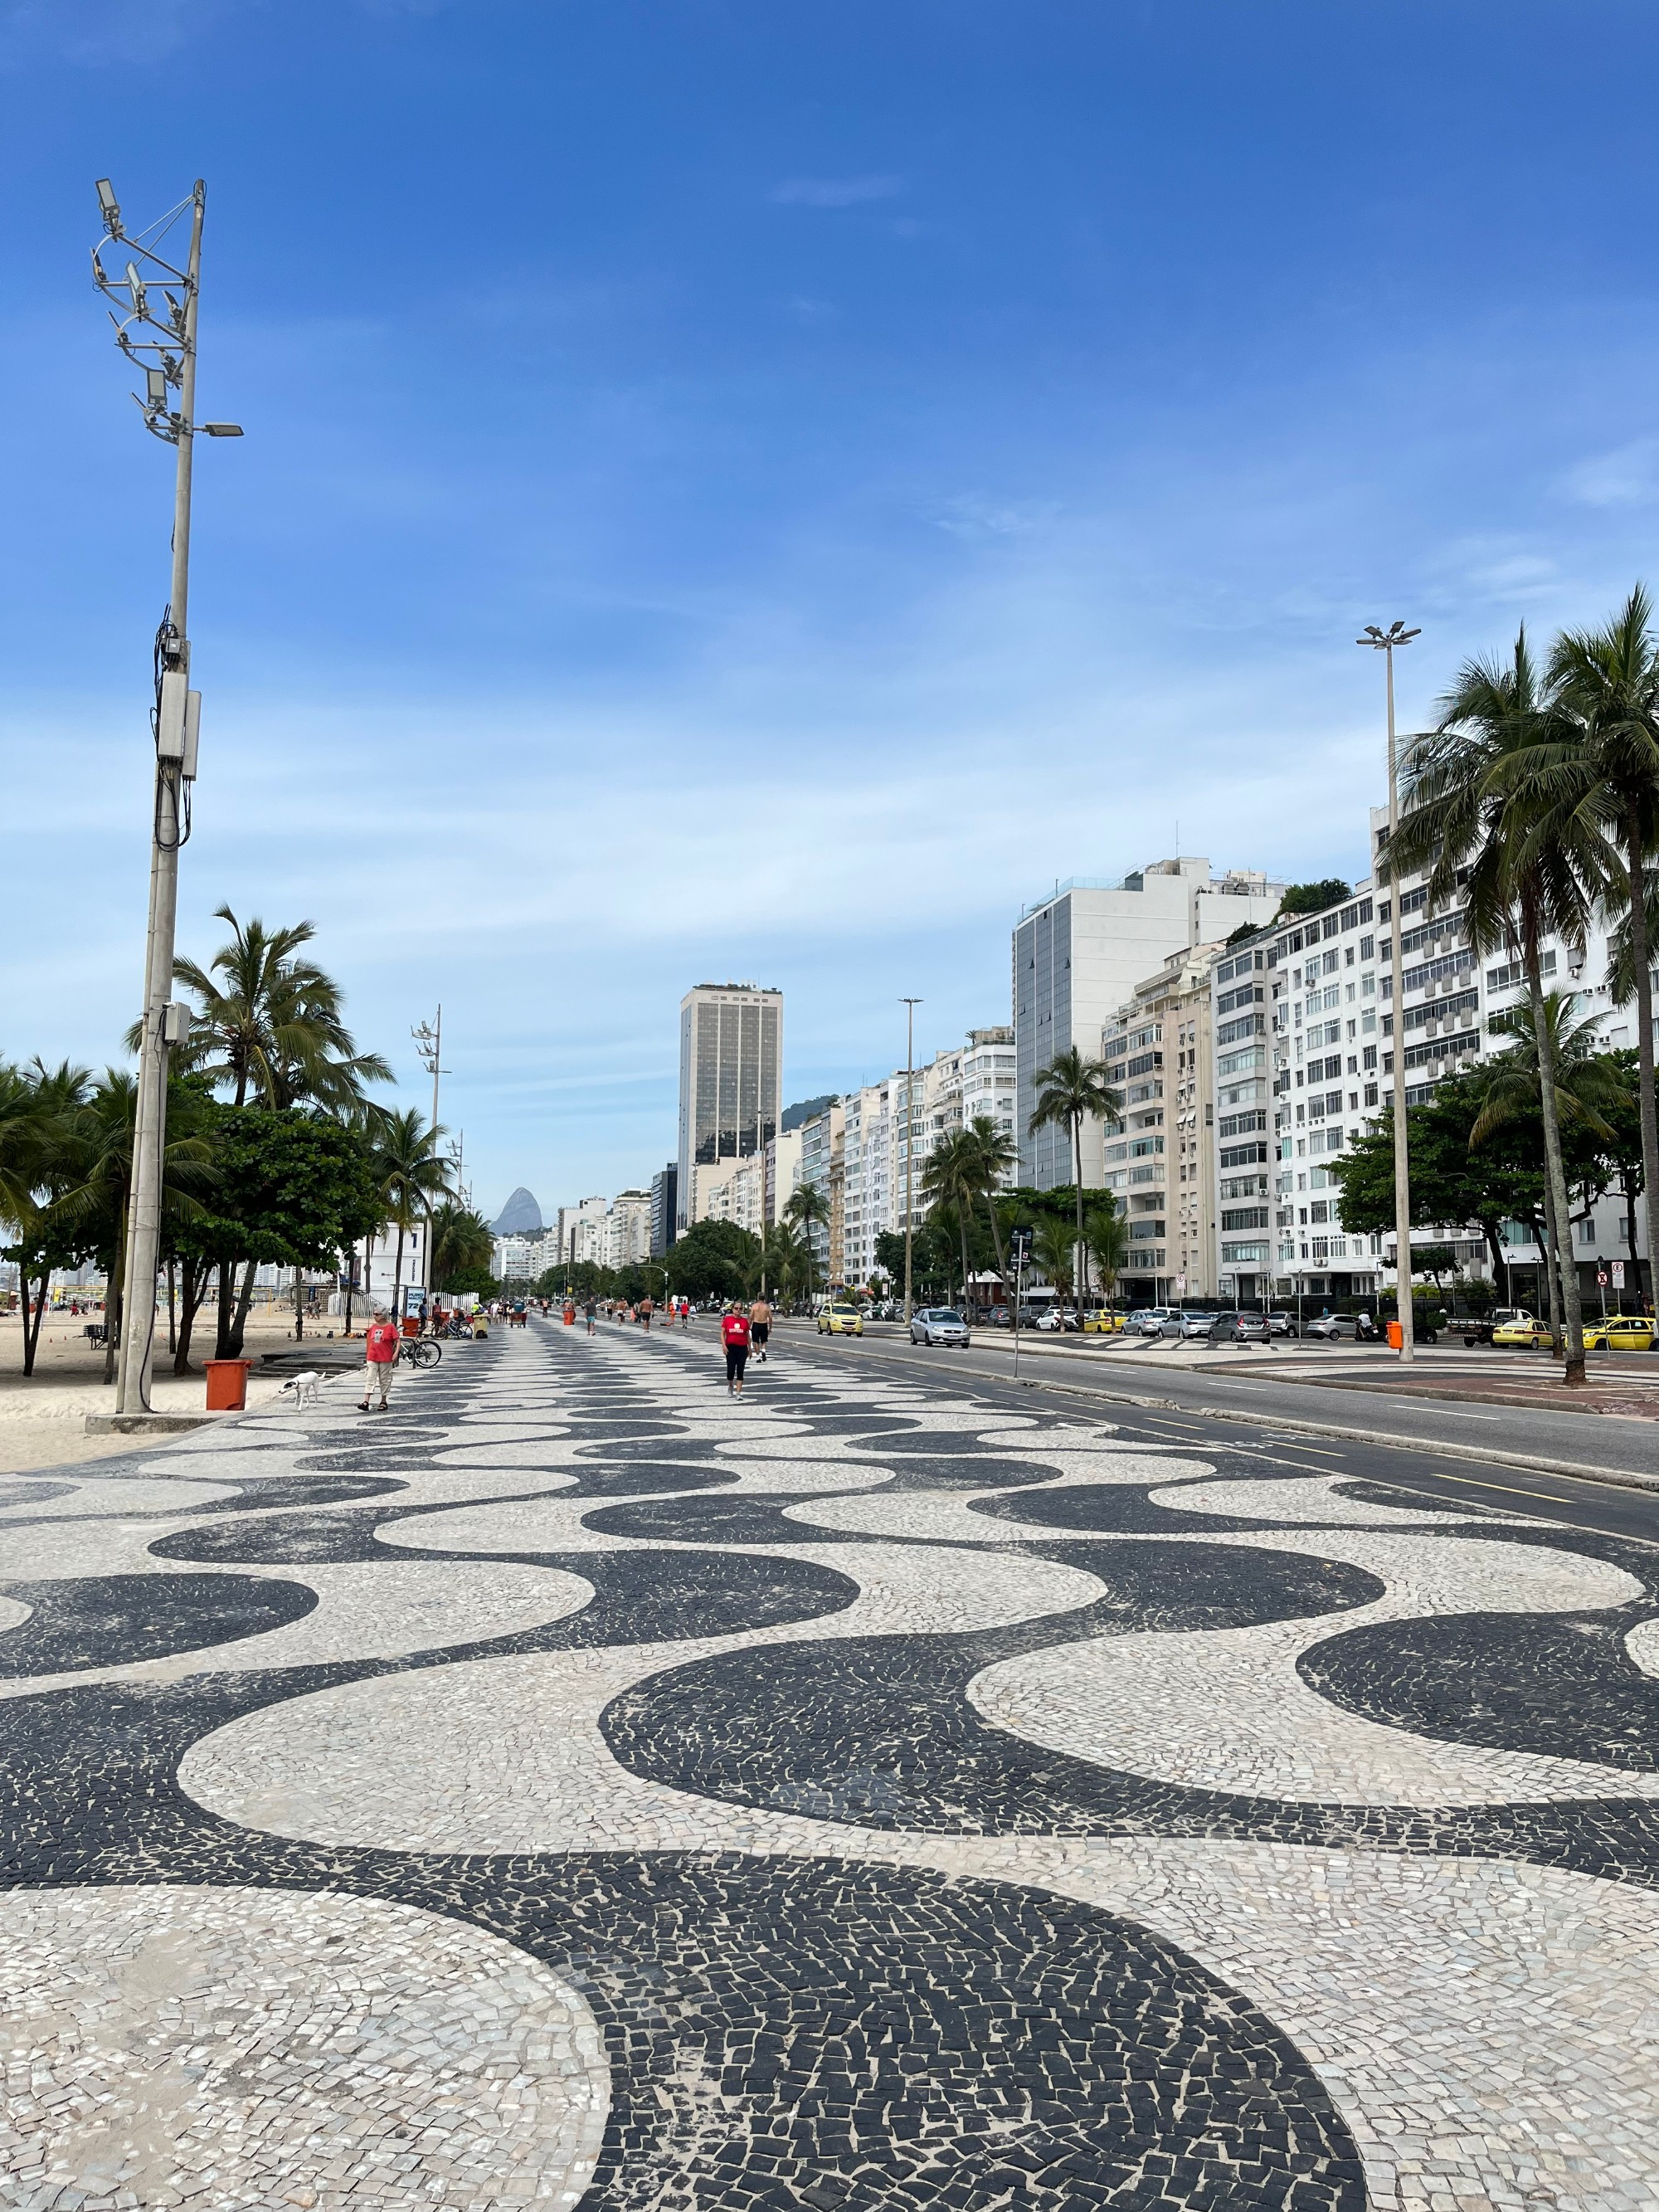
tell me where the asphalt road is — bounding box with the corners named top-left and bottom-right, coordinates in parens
top-left (778, 1323), bottom-right (1659, 1545)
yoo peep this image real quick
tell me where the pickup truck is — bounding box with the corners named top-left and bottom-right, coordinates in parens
top-left (1461, 1308), bottom-right (1535, 1347)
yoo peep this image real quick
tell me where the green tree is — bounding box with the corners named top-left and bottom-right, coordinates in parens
top-left (783, 1182), bottom-right (830, 1298)
top-left (0, 1060), bottom-right (90, 1374)
top-left (1083, 1201), bottom-right (1129, 1302)
top-left (960, 1113), bottom-right (1017, 1284)
top-left (1031, 1215), bottom-right (1075, 1304)
top-left (182, 1108), bottom-right (384, 1359)
top-left (665, 1217), bottom-right (761, 1303)
top-left (1277, 879), bottom-right (1352, 918)
top-left (368, 1109), bottom-right (452, 1327)
top-left (1028, 1047), bottom-right (1121, 1325)
top-left (921, 1129), bottom-right (984, 1313)
top-left (431, 1201), bottom-right (495, 1293)
top-left (1394, 626), bottom-right (1603, 1381)
top-left (1547, 586), bottom-right (1659, 1311)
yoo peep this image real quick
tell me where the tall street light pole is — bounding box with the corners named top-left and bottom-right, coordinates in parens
top-left (901, 998), bottom-right (922, 1324)
top-left (1359, 620), bottom-right (1422, 1365)
top-left (94, 180), bottom-right (241, 1413)
top-left (412, 1007), bottom-right (449, 1308)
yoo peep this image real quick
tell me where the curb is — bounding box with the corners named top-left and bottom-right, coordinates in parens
top-left (1005, 1373), bottom-right (1659, 1493)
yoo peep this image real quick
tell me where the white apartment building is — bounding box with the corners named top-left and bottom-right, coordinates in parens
top-left (603, 1189), bottom-right (654, 1270)
top-left (702, 1156), bottom-right (767, 1239)
top-left (842, 1079), bottom-right (893, 1289)
top-left (1014, 860), bottom-right (1284, 1190)
top-left (1101, 948), bottom-right (1223, 1298)
top-left (796, 1099), bottom-right (845, 1284)
top-left (556, 1197), bottom-right (610, 1271)
top-left (493, 1228), bottom-right (563, 1284)
top-left (764, 1127), bottom-right (803, 1227)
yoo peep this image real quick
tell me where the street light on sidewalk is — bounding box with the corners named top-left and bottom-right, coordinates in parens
top-left (1358, 620), bottom-right (1421, 1365)
top-left (93, 178), bottom-right (241, 1412)
top-left (901, 999), bottom-right (922, 1324)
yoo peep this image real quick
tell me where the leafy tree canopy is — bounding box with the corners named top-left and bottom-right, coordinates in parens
top-left (1277, 879), bottom-right (1351, 918)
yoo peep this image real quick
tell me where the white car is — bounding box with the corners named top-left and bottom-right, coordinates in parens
top-left (911, 1308), bottom-right (971, 1347)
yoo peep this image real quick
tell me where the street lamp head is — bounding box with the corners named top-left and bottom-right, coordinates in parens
top-left (95, 178), bottom-right (122, 235)
top-left (202, 422), bottom-right (243, 436)
top-left (145, 366), bottom-right (168, 410)
top-left (1357, 620), bottom-right (1419, 649)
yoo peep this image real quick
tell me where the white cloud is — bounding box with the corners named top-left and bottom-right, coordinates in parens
top-left (770, 174), bottom-right (905, 208)
top-left (1562, 437), bottom-right (1659, 509)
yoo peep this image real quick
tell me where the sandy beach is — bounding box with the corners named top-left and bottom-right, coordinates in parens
top-left (0, 1308), bottom-right (353, 1473)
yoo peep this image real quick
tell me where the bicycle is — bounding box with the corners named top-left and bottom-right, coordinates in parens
top-left (398, 1337), bottom-right (441, 1368)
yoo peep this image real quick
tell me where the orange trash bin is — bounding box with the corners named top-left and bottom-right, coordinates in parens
top-left (563, 1304), bottom-right (576, 1326)
top-left (1385, 1321), bottom-right (1403, 1351)
top-left (204, 1357), bottom-right (252, 1411)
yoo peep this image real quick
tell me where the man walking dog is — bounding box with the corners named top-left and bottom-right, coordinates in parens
top-left (359, 1306), bottom-right (400, 1411)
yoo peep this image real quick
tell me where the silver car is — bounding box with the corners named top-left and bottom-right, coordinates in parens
top-left (911, 1307), bottom-right (971, 1347)
top-left (1175, 1311), bottom-right (1219, 1340)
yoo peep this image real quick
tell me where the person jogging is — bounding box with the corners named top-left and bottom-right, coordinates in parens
top-left (748, 1295), bottom-right (772, 1363)
top-left (721, 1303), bottom-right (752, 1396)
top-left (358, 1307), bottom-right (401, 1412)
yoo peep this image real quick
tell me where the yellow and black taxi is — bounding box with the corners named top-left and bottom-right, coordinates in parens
top-left (1491, 1314), bottom-right (1553, 1348)
top-left (816, 1303), bottom-right (864, 1337)
top-left (1583, 1315), bottom-right (1656, 1352)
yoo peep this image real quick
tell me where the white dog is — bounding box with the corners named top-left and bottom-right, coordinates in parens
top-left (280, 1370), bottom-right (323, 1409)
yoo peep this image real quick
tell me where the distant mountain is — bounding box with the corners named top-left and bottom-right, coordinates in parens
top-left (781, 1094), bottom-right (836, 1133)
top-left (491, 1187), bottom-right (544, 1235)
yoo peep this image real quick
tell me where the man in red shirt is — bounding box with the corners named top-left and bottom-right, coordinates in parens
top-left (360, 1307), bottom-right (401, 1411)
top-left (720, 1304), bottom-right (751, 1396)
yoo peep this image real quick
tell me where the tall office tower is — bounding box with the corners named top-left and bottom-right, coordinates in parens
top-left (676, 982), bottom-right (783, 1232)
top-left (1013, 858), bottom-right (1285, 1190)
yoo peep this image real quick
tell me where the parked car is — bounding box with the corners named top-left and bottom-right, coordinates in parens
top-left (817, 1303), bottom-right (864, 1337)
top-left (911, 1307), bottom-right (971, 1347)
top-left (1175, 1311), bottom-right (1219, 1340)
top-left (1130, 1307), bottom-right (1178, 1337)
top-left (1582, 1315), bottom-right (1656, 1351)
top-left (1265, 1312), bottom-right (1299, 1337)
top-left (1081, 1309), bottom-right (1126, 1333)
top-left (986, 1305), bottom-right (1012, 1329)
top-left (1034, 1308), bottom-right (1081, 1332)
top-left (1209, 1311), bottom-right (1270, 1344)
top-left (1461, 1308), bottom-right (1535, 1347)
top-left (1491, 1314), bottom-right (1554, 1348)
top-left (1304, 1312), bottom-right (1380, 1342)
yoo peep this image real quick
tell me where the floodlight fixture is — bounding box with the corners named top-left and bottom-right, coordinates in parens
top-left (202, 422), bottom-right (242, 436)
top-left (95, 178), bottom-right (121, 232)
top-left (146, 365), bottom-right (168, 409)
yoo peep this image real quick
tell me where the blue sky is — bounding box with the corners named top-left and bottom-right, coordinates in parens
top-left (7, 0), bottom-right (1659, 1221)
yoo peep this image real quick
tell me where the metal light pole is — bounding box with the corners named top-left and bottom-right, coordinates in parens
top-left (94, 180), bottom-right (241, 1412)
top-left (1359, 621), bottom-right (1421, 1365)
top-left (901, 998), bottom-right (922, 1323)
top-left (412, 1008), bottom-right (449, 1313)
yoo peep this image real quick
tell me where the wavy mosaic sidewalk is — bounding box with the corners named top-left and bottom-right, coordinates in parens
top-left (2, 1318), bottom-right (1658, 2210)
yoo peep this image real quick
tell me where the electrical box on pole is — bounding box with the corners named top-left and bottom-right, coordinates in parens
top-left (157, 670), bottom-right (188, 760)
top-left (181, 689), bottom-right (201, 779)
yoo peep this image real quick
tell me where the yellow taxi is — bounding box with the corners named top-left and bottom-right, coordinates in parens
top-left (1491, 1316), bottom-right (1553, 1348)
top-left (817, 1303), bottom-right (864, 1337)
top-left (1584, 1315), bottom-right (1656, 1352)
top-left (1081, 1310), bottom-right (1126, 1333)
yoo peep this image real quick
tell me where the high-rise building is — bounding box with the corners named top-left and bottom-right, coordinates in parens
top-left (1101, 949), bottom-right (1224, 1302)
top-left (676, 982), bottom-right (783, 1232)
top-left (1014, 859), bottom-right (1284, 1190)
top-left (649, 1163), bottom-right (678, 1256)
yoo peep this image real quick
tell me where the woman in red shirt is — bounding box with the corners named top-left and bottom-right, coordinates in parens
top-left (720, 1305), bottom-right (751, 1396)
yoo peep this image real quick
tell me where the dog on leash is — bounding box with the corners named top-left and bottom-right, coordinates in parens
top-left (280, 1371), bottom-right (323, 1409)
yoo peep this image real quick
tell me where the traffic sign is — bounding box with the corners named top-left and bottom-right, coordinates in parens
top-left (1613, 1260), bottom-right (1627, 1289)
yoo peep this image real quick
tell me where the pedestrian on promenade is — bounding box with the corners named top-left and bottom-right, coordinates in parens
top-left (748, 1294), bottom-right (772, 1363)
top-left (585, 1296), bottom-right (597, 1335)
top-left (640, 1295), bottom-right (654, 1332)
top-left (358, 1307), bottom-right (400, 1412)
top-left (721, 1303), bottom-right (751, 1396)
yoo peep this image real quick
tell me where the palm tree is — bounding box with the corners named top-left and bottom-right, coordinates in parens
top-left (52, 1069), bottom-right (215, 1383)
top-left (431, 1201), bottom-right (495, 1291)
top-left (921, 1128), bottom-right (981, 1314)
top-left (783, 1182), bottom-right (830, 1300)
top-left (757, 1218), bottom-right (803, 1302)
top-left (1393, 627), bottom-right (1603, 1381)
top-left (168, 907), bottom-right (393, 1111)
top-left (1028, 1046), bottom-right (1121, 1325)
top-left (1031, 1215), bottom-right (1075, 1311)
top-left (961, 1113), bottom-right (1017, 1288)
top-left (1, 1060), bottom-right (91, 1375)
top-left (1083, 1200), bottom-right (1129, 1304)
top-left (1468, 992), bottom-right (1622, 1338)
top-left (372, 1109), bottom-right (452, 1314)
top-left (1547, 587), bottom-right (1659, 1312)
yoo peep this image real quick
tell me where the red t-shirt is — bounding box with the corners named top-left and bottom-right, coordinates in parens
top-left (721, 1313), bottom-right (751, 1349)
top-left (365, 1321), bottom-right (401, 1362)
